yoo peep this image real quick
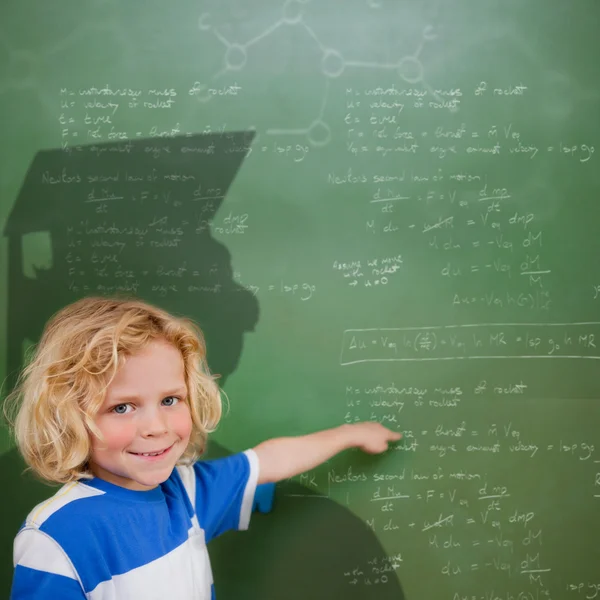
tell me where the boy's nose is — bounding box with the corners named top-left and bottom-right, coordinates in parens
top-left (140, 409), bottom-right (169, 437)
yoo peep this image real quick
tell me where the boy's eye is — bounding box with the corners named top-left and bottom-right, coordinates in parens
top-left (162, 396), bottom-right (179, 407)
top-left (112, 404), bottom-right (132, 415)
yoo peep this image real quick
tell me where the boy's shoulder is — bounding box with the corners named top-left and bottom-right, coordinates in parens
top-left (23, 480), bottom-right (111, 532)
top-left (21, 471), bottom-right (188, 541)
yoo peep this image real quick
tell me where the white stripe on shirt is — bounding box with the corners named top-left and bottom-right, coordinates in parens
top-left (239, 449), bottom-right (259, 530)
top-left (14, 528), bottom-right (78, 580)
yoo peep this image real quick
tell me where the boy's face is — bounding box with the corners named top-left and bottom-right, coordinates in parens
top-left (89, 338), bottom-right (193, 491)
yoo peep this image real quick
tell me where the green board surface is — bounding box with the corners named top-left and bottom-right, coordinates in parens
top-left (1, 1), bottom-right (599, 598)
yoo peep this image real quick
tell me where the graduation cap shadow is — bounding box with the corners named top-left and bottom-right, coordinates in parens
top-left (1, 132), bottom-right (406, 599)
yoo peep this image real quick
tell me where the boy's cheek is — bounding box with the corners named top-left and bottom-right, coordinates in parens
top-left (175, 417), bottom-right (193, 443)
top-left (92, 424), bottom-right (136, 452)
top-left (172, 407), bottom-right (193, 439)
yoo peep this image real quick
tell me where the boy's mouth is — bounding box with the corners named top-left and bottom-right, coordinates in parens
top-left (129, 444), bottom-right (174, 458)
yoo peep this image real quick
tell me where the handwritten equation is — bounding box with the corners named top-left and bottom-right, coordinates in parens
top-left (340, 323), bottom-right (600, 365)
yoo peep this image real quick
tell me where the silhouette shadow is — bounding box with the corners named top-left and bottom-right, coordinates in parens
top-left (206, 443), bottom-right (407, 600)
top-left (2, 133), bottom-right (406, 599)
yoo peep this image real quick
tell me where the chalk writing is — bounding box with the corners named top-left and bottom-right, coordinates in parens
top-left (340, 324), bottom-right (600, 364)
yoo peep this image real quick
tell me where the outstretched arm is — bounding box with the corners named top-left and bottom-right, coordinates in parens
top-left (253, 422), bottom-right (402, 485)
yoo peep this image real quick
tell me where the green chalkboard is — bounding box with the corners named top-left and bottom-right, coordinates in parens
top-left (1, 0), bottom-right (600, 598)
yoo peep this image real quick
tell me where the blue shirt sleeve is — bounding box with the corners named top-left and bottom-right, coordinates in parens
top-left (192, 450), bottom-right (259, 542)
top-left (11, 565), bottom-right (85, 600)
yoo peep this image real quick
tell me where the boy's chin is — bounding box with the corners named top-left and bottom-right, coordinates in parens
top-left (128, 471), bottom-right (171, 491)
top-left (126, 463), bottom-right (180, 490)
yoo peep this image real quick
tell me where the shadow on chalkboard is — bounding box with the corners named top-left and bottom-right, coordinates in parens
top-left (1, 132), bottom-right (406, 599)
top-left (3, 130), bottom-right (260, 391)
top-left (206, 442), bottom-right (407, 600)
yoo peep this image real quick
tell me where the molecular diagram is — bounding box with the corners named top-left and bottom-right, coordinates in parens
top-left (195, 0), bottom-right (441, 147)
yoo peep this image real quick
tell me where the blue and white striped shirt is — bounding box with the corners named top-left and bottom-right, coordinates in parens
top-left (11, 450), bottom-right (259, 599)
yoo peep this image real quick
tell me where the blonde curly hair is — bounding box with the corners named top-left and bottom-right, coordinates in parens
top-left (4, 296), bottom-right (222, 484)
